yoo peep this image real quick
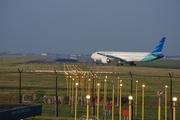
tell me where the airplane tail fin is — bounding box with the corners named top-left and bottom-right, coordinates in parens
top-left (152, 37), bottom-right (166, 54)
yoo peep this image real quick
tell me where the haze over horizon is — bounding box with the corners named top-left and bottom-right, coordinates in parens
top-left (1, 1), bottom-right (180, 55)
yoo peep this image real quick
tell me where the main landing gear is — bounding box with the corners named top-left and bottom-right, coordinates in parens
top-left (130, 63), bottom-right (136, 66)
top-left (117, 61), bottom-right (123, 66)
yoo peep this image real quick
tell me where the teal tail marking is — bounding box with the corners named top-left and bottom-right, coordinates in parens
top-left (141, 54), bottom-right (156, 62)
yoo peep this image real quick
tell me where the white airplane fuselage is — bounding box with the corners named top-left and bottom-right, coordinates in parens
top-left (91, 37), bottom-right (166, 66)
top-left (91, 52), bottom-right (150, 62)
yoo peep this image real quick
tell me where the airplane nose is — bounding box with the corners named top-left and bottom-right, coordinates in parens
top-left (91, 53), bottom-right (94, 59)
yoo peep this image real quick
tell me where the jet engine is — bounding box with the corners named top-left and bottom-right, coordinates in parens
top-left (101, 57), bottom-right (111, 64)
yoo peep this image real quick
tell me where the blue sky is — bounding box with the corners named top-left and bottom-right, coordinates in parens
top-left (0, 1), bottom-right (180, 55)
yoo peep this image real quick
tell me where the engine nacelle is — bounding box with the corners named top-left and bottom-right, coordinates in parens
top-left (101, 57), bottom-right (111, 64)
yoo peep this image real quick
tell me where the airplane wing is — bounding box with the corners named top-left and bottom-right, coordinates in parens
top-left (97, 52), bottom-right (126, 62)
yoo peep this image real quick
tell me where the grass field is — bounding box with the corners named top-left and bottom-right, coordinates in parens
top-left (0, 56), bottom-right (180, 120)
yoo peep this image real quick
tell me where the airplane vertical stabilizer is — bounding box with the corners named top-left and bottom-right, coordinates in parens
top-left (152, 37), bottom-right (166, 53)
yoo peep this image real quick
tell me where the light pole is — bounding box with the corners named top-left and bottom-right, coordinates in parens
top-left (128, 96), bottom-right (133, 120)
top-left (157, 90), bottom-right (163, 120)
top-left (74, 82), bottom-right (78, 120)
top-left (82, 75), bottom-right (85, 98)
top-left (95, 75), bottom-right (98, 97)
top-left (129, 72), bottom-right (133, 95)
top-left (112, 81), bottom-right (115, 120)
top-left (71, 78), bottom-right (75, 113)
top-left (54, 70), bottom-right (58, 117)
top-left (66, 74), bottom-right (69, 96)
top-left (172, 97), bottom-right (177, 120)
top-left (135, 80), bottom-right (138, 116)
top-left (85, 75), bottom-right (88, 95)
top-left (91, 72), bottom-right (95, 116)
top-left (81, 76), bottom-right (83, 106)
top-left (119, 83), bottom-right (122, 120)
top-left (169, 72), bottom-right (174, 120)
top-left (165, 85), bottom-right (168, 120)
top-left (104, 78), bottom-right (107, 111)
top-left (18, 69), bottom-right (23, 104)
top-left (129, 72), bottom-right (133, 120)
top-left (95, 75), bottom-right (98, 96)
top-left (142, 84), bottom-right (145, 120)
top-left (86, 95), bottom-right (90, 120)
top-left (88, 79), bottom-right (91, 95)
top-left (69, 76), bottom-right (72, 106)
top-left (117, 77), bottom-right (120, 106)
top-left (97, 83), bottom-right (100, 119)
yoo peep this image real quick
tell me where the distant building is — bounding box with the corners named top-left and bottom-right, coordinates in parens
top-left (70, 55), bottom-right (77, 59)
top-left (41, 53), bottom-right (47, 56)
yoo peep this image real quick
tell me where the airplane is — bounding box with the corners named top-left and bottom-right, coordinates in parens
top-left (91, 37), bottom-right (166, 66)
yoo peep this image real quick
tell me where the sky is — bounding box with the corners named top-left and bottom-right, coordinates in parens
top-left (0, 1), bottom-right (180, 55)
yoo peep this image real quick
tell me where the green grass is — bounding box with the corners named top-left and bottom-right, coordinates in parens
top-left (0, 56), bottom-right (180, 120)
